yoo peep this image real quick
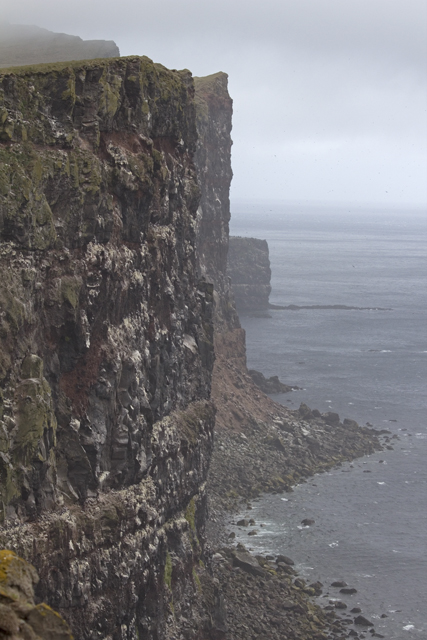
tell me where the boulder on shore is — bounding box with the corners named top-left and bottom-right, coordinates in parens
top-left (249, 369), bottom-right (294, 394)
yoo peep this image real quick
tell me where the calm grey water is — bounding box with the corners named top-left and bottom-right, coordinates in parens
top-left (229, 202), bottom-right (427, 640)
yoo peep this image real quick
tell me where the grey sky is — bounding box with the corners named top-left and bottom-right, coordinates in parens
top-left (2, 0), bottom-right (426, 207)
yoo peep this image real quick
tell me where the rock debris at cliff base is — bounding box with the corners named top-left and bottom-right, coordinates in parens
top-left (208, 329), bottom-right (383, 515)
top-left (206, 328), bottom-right (388, 640)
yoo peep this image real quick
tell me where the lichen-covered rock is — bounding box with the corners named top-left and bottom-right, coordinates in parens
top-left (0, 56), bottom-right (211, 517)
top-left (0, 549), bottom-right (73, 639)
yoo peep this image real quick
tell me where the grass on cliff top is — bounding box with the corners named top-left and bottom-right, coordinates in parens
top-left (194, 72), bottom-right (228, 91)
top-left (0, 55), bottom-right (153, 77)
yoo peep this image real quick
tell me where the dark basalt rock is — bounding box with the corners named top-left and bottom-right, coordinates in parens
top-left (299, 402), bottom-right (315, 419)
top-left (236, 519), bottom-right (249, 527)
top-left (309, 581), bottom-right (323, 595)
top-left (301, 519), bottom-right (315, 526)
top-left (249, 369), bottom-right (294, 393)
top-left (276, 554), bottom-right (295, 567)
top-left (0, 56), bottom-right (228, 640)
top-left (232, 550), bottom-right (265, 577)
top-left (323, 411), bottom-right (341, 425)
top-left (343, 418), bottom-right (360, 428)
top-left (354, 614), bottom-right (375, 626)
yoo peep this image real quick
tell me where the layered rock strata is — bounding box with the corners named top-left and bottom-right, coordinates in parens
top-left (0, 56), bottom-right (219, 639)
top-left (0, 22), bottom-right (119, 69)
top-left (227, 236), bottom-right (271, 312)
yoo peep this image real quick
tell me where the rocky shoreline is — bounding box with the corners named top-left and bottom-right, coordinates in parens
top-left (205, 328), bottom-right (394, 639)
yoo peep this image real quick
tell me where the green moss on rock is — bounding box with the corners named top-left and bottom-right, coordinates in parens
top-left (15, 377), bottom-right (57, 453)
top-left (185, 497), bottom-right (196, 533)
top-left (164, 551), bottom-right (172, 589)
top-left (60, 276), bottom-right (81, 310)
top-left (21, 355), bottom-right (43, 380)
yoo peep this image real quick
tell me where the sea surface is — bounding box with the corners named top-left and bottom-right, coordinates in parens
top-left (228, 202), bottom-right (427, 640)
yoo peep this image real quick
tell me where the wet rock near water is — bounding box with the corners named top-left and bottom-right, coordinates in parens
top-left (207, 389), bottom-right (383, 516)
top-left (207, 332), bottom-right (385, 639)
top-left (211, 547), bottom-right (354, 640)
top-left (276, 555), bottom-right (295, 566)
top-left (354, 615), bottom-right (374, 627)
top-left (301, 518), bottom-right (315, 527)
top-left (249, 369), bottom-right (296, 394)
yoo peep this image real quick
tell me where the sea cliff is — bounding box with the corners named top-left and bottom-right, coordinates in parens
top-left (0, 56), bottom-right (222, 639)
top-left (0, 53), bottom-right (384, 640)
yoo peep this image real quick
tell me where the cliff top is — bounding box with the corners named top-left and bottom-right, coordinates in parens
top-left (0, 21), bottom-right (119, 69)
top-left (0, 54), bottom-right (189, 78)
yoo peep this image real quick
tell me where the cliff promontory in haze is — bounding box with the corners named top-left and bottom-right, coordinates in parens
top-left (0, 22), bottom-right (119, 68)
top-left (227, 236), bottom-right (271, 311)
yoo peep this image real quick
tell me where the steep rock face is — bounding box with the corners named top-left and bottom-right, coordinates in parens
top-left (0, 549), bottom-right (73, 639)
top-left (0, 22), bottom-right (119, 68)
top-left (0, 57), bottom-right (218, 639)
top-left (227, 236), bottom-right (271, 311)
top-left (194, 74), bottom-right (239, 331)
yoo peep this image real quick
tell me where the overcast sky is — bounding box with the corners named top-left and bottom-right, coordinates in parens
top-left (2, 0), bottom-right (426, 208)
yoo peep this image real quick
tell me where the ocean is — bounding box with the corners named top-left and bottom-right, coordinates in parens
top-left (228, 202), bottom-right (427, 640)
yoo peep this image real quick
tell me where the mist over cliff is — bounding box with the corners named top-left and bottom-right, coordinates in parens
top-left (0, 22), bottom-right (119, 68)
